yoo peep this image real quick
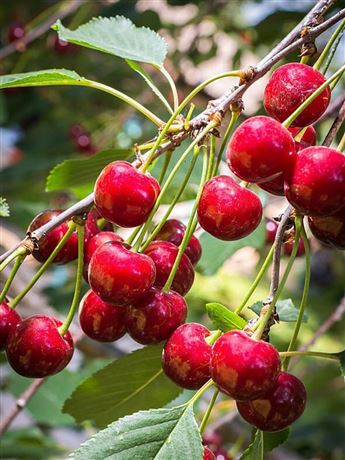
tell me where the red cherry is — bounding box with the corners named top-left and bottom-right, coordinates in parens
top-left (258, 174), bottom-right (285, 196)
top-left (308, 207), bottom-right (345, 249)
top-left (84, 209), bottom-right (101, 243)
top-left (84, 231), bottom-right (123, 280)
top-left (237, 372), bottom-right (307, 431)
top-left (284, 146), bottom-right (345, 217)
top-left (265, 219), bottom-right (278, 244)
top-left (155, 219), bottom-right (202, 266)
top-left (7, 22), bottom-right (26, 43)
top-left (198, 176), bottom-right (262, 241)
top-left (28, 210), bottom-right (78, 264)
top-left (227, 116), bottom-right (295, 183)
top-left (6, 315), bottom-right (74, 378)
top-left (144, 241), bottom-right (194, 296)
top-left (94, 161), bottom-right (160, 227)
top-left (264, 63), bottom-right (331, 127)
top-left (88, 241), bottom-right (156, 306)
top-left (203, 447), bottom-right (216, 460)
top-left (288, 126), bottom-right (317, 150)
top-left (202, 432), bottom-right (223, 450)
top-left (54, 37), bottom-right (79, 55)
top-left (283, 237), bottom-right (305, 257)
top-left (213, 449), bottom-right (232, 460)
top-left (0, 301), bottom-right (21, 351)
top-left (79, 290), bottom-right (126, 342)
top-left (211, 330), bottom-right (281, 401)
top-left (162, 323), bottom-right (212, 389)
top-left (125, 287), bottom-right (187, 345)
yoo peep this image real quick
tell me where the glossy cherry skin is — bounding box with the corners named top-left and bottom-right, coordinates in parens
top-left (125, 287), bottom-right (187, 345)
top-left (155, 219), bottom-right (202, 266)
top-left (94, 161), bottom-right (160, 227)
top-left (7, 22), bottom-right (26, 43)
top-left (28, 210), bottom-right (78, 264)
top-left (0, 301), bottom-right (21, 351)
top-left (289, 126), bottom-right (317, 149)
top-left (162, 323), bottom-right (212, 389)
top-left (265, 219), bottom-right (278, 244)
top-left (283, 237), bottom-right (305, 257)
top-left (84, 231), bottom-right (123, 280)
top-left (6, 315), bottom-right (74, 378)
top-left (79, 290), bottom-right (126, 342)
top-left (308, 207), bottom-right (345, 249)
top-left (211, 330), bottom-right (281, 401)
top-left (198, 176), bottom-right (262, 241)
top-left (144, 241), bottom-right (194, 296)
top-left (227, 116), bottom-right (295, 183)
top-left (264, 63), bottom-right (331, 127)
top-left (284, 147), bottom-right (345, 217)
top-left (203, 447), bottom-right (216, 460)
top-left (88, 241), bottom-right (156, 306)
top-left (237, 372), bottom-right (307, 432)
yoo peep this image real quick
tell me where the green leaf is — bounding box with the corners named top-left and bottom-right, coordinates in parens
top-left (206, 302), bottom-right (246, 332)
top-left (0, 197), bottom-right (10, 217)
top-left (336, 350), bottom-right (345, 379)
top-left (250, 299), bottom-right (308, 323)
top-left (46, 148), bottom-right (133, 198)
top-left (0, 69), bottom-right (84, 89)
top-left (263, 429), bottom-right (290, 452)
top-left (63, 345), bottom-right (182, 427)
top-left (240, 430), bottom-right (263, 460)
top-left (70, 405), bottom-right (203, 460)
top-left (53, 17), bottom-right (167, 66)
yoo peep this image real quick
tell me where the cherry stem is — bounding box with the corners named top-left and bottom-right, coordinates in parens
top-left (199, 388), bottom-right (219, 435)
top-left (0, 246), bottom-right (28, 273)
top-left (158, 150), bottom-right (173, 184)
top-left (157, 66), bottom-right (179, 112)
top-left (187, 379), bottom-right (215, 407)
top-left (0, 254), bottom-right (26, 304)
top-left (279, 351), bottom-right (339, 361)
top-left (212, 110), bottom-right (240, 176)
top-left (9, 223), bottom-right (76, 309)
top-left (126, 225), bottom-right (144, 246)
top-left (58, 223), bottom-right (85, 336)
top-left (206, 330), bottom-right (222, 346)
top-left (314, 19), bottom-right (345, 71)
top-left (206, 135), bottom-right (216, 179)
top-left (337, 131), bottom-right (345, 152)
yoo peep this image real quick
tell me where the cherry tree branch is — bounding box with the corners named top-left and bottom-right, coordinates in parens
top-left (322, 100), bottom-right (345, 146)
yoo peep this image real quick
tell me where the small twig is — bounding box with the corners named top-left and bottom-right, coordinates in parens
top-left (322, 100), bottom-right (345, 146)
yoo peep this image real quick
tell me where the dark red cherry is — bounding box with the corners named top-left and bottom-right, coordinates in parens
top-left (284, 146), bottom-right (345, 217)
top-left (155, 219), bottom-right (202, 266)
top-left (227, 116), bottom-right (295, 183)
top-left (283, 237), bottom-right (305, 257)
top-left (84, 231), bottom-right (123, 280)
top-left (125, 287), bottom-right (187, 345)
top-left (308, 207), bottom-right (345, 249)
top-left (54, 37), bottom-right (79, 55)
top-left (213, 448), bottom-right (232, 460)
top-left (79, 290), bottom-right (126, 342)
top-left (237, 372), bottom-right (307, 432)
top-left (198, 176), bottom-right (262, 241)
top-left (6, 315), bottom-right (74, 378)
top-left (94, 161), bottom-right (160, 227)
top-left (264, 63), bottom-right (331, 127)
top-left (0, 301), bottom-right (21, 351)
top-left (265, 219), bottom-right (278, 244)
top-left (203, 447), bottom-right (216, 460)
top-left (162, 323), bottom-right (212, 389)
top-left (7, 22), bottom-right (26, 43)
top-left (202, 432), bottom-right (223, 451)
top-left (259, 174), bottom-right (285, 196)
top-left (88, 241), bottom-right (156, 306)
top-left (289, 126), bottom-right (317, 150)
top-left (84, 209), bottom-right (101, 243)
top-left (211, 330), bottom-right (281, 401)
top-left (144, 241), bottom-right (194, 296)
top-left (28, 210), bottom-right (78, 264)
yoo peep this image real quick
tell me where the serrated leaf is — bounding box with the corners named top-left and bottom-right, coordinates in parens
top-left (240, 430), bottom-right (263, 460)
top-left (63, 345), bottom-right (182, 427)
top-left (53, 17), bottom-right (167, 66)
top-left (70, 405), bottom-right (203, 460)
top-left (206, 303), bottom-right (246, 332)
top-left (46, 148), bottom-right (133, 198)
top-left (0, 69), bottom-right (84, 89)
top-left (0, 197), bottom-right (10, 217)
top-left (250, 299), bottom-right (308, 323)
top-left (336, 350), bottom-right (345, 379)
top-left (263, 429), bottom-right (290, 451)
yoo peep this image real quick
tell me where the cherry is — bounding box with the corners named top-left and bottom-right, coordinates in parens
top-left (144, 240), bottom-right (194, 296)
top-left (28, 210), bottom-right (78, 264)
top-left (69, 124), bottom-right (96, 155)
top-left (258, 174), bottom-right (285, 196)
top-left (94, 161), bottom-right (160, 227)
top-left (283, 237), bottom-right (305, 257)
top-left (203, 447), bottom-right (216, 460)
top-left (265, 219), bottom-right (278, 244)
top-left (7, 22), bottom-right (26, 43)
top-left (79, 290), bottom-right (126, 342)
top-left (264, 63), bottom-right (331, 127)
top-left (211, 330), bottom-right (281, 401)
top-left (236, 371), bottom-right (307, 432)
top-left (54, 37), bottom-right (79, 55)
top-left (197, 176), bottom-right (262, 241)
top-left (125, 287), bottom-right (187, 345)
top-left (6, 315), bottom-right (74, 378)
top-left (84, 231), bottom-right (123, 280)
top-left (308, 207), bottom-right (345, 249)
top-left (227, 116), bottom-right (295, 183)
top-left (213, 449), bottom-right (232, 460)
top-left (155, 219), bottom-right (202, 266)
top-left (84, 209), bottom-right (101, 243)
top-left (284, 146), bottom-right (345, 217)
top-left (289, 126), bottom-right (317, 150)
top-left (0, 301), bottom-right (21, 351)
top-left (88, 241), bottom-right (156, 306)
top-left (162, 323), bottom-right (212, 389)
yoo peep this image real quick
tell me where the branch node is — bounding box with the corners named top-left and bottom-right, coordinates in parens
top-left (239, 66), bottom-right (256, 85)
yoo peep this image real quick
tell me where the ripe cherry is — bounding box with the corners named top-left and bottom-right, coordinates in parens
top-left (264, 63), bottom-right (331, 127)
top-left (125, 287), bottom-right (187, 345)
top-left (211, 330), bottom-right (281, 401)
top-left (203, 447), bottom-right (216, 460)
top-left (94, 161), bottom-right (160, 227)
top-left (84, 209), bottom-right (101, 243)
top-left (227, 116), bottom-right (295, 183)
top-left (28, 210), bottom-right (78, 264)
top-left (283, 237), bottom-right (305, 257)
top-left (79, 290), bottom-right (126, 342)
top-left (84, 231), bottom-right (123, 280)
top-left (7, 22), bottom-right (26, 43)
top-left (162, 323), bottom-right (212, 389)
top-left (0, 301), bottom-right (21, 351)
top-left (289, 126), bottom-right (317, 150)
top-left (88, 241), bottom-right (156, 306)
top-left (237, 372), bottom-right (307, 432)
top-left (54, 37), bottom-right (79, 55)
top-left (144, 241), bottom-right (194, 296)
top-left (6, 315), bottom-right (74, 378)
top-left (258, 174), bottom-right (285, 196)
top-left (265, 219), bottom-right (278, 244)
top-left (198, 176), bottom-right (262, 241)
top-left (284, 146), bottom-right (345, 217)
top-left (308, 207), bottom-right (345, 249)
top-left (155, 219), bottom-right (202, 266)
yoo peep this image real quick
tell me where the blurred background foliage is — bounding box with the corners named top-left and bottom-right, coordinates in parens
top-left (0, 1), bottom-right (344, 459)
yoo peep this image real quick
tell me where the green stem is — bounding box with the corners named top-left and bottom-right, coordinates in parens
top-left (206, 329), bottom-right (222, 345)
top-left (58, 224), bottom-right (85, 336)
top-left (300, 55), bottom-right (310, 65)
top-left (337, 132), bottom-right (345, 152)
top-left (314, 19), bottom-right (345, 71)
top-left (158, 66), bottom-right (179, 112)
top-left (330, 70), bottom-right (345, 90)
top-left (187, 379), bottom-right (214, 407)
top-left (0, 246), bottom-right (28, 273)
top-left (9, 223), bottom-right (76, 309)
top-left (158, 150), bottom-right (173, 184)
top-left (206, 135), bottom-right (216, 180)
top-left (126, 225), bottom-right (144, 246)
top-left (0, 255), bottom-right (26, 304)
top-left (279, 350), bottom-right (340, 361)
top-left (212, 110), bottom-right (240, 175)
top-left (199, 389), bottom-right (219, 434)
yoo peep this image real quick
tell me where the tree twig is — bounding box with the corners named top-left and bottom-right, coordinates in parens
top-left (322, 100), bottom-right (345, 146)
